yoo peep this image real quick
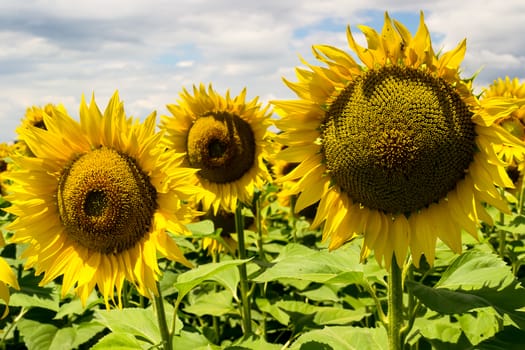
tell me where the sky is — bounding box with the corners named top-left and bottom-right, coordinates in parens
top-left (1, 0), bottom-right (524, 143)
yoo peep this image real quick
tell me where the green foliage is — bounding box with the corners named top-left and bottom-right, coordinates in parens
top-left (2, 185), bottom-right (525, 349)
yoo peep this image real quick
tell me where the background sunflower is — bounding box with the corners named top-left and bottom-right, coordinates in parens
top-left (161, 84), bottom-right (274, 214)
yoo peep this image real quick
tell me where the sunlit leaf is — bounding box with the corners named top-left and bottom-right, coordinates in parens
top-left (290, 326), bottom-right (388, 350)
top-left (224, 335), bottom-right (283, 349)
top-left (171, 330), bottom-right (221, 350)
top-left (174, 259), bottom-right (249, 301)
top-left (435, 250), bottom-right (515, 290)
top-left (276, 300), bottom-right (369, 326)
top-left (95, 307), bottom-right (161, 346)
top-left (91, 333), bottom-right (146, 350)
top-left (17, 319), bottom-right (105, 350)
top-left (253, 243), bottom-right (365, 285)
top-left (184, 290), bottom-right (236, 316)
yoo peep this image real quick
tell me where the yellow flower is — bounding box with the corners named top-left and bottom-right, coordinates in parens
top-left (14, 104), bottom-right (68, 156)
top-left (161, 84), bottom-right (273, 213)
top-left (272, 12), bottom-right (525, 268)
top-left (0, 143), bottom-right (10, 195)
top-left (19, 103), bottom-right (66, 132)
top-left (482, 77), bottom-right (525, 174)
top-left (0, 235), bottom-right (19, 318)
top-left (5, 92), bottom-right (199, 307)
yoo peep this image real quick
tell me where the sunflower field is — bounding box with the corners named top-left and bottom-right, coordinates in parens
top-left (2, 12), bottom-right (525, 350)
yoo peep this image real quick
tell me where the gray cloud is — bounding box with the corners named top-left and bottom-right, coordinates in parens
top-left (0, 0), bottom-right (523, 142)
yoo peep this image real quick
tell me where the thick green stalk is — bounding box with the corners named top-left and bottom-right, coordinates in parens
top-left (255, 194), bottom-right (267, 263)
top-left (154, 282), bottom-right (172, 350)
top-left (388, 255), bottom-right (404, 350)
top-left (235, 202), bottom-right (252, 336)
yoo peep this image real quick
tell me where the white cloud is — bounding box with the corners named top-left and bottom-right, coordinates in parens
top-left (0, 0), bottom-right (523, 142)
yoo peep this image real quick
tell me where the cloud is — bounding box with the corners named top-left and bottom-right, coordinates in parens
top-left (0, 0), bottom-right (523, 142)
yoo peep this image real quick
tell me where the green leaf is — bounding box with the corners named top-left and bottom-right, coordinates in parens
top-left (184, 290), bottom-right (236, 316)
top-left (50, 321), bottom-right (106, 350)
top-left (475, 326), bottom-right (525, 350)
top-left (174, 259), bottom-right (249, 302)
top-left (457, 308), bottom-right (501, 345)
top-left (409, 249), bottom-right (525, 328)
top-left (253, 243), bottom-right (364, 285)
top-left (92, 333), bottom-right (146, 350)
top-left (158, 270), bottom-right (180, 297)
top-left (17, 319), bottom-right (58, 350)
top-left (185, 219), bottom-right (216, 236)
top-left (299, 285), bottom-right (340, 303)
top-left (290, 326), bottom-right (388, 350)
top-left (256, 298), bottom-right (290, 325)
top-left (9, 274), bottom-right (60, 311)
top-left (54, 291), bottom-right (101, 319)
top-left (410, 311), bottom-right (463, 346)
top-left (407, 281), bottom-right (490, 314)
top-left (171, 330), bottom-right (221, 350)
top-left (16, 318), bottom-right (105, 350)
top-left (224, 335), bottom-right (283, 350)
top-left (95, 307), bottom-right (161, 345)
top-left (276, 300), bottom-right (369, 326)
top-left (436, 250), bottom-right (515, 290)
top-left (207, 257), bottom-right (241, 301)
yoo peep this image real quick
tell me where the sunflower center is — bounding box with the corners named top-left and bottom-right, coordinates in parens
top-left (57, 147), bottom-right (157, 254)
top-left (84, 190), bottom-right (107, 217)
top-left (186, 112), bottom-right (256, 183)
top-left (321, 66), bottom-right (476, 214)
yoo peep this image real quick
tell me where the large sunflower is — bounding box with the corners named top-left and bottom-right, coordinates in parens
top-left (161, 84), bottom-right (273, 214)
top-left (5, 92), bottom-right (198, 306)
top-left (272, 12), bottom-right (525, 268)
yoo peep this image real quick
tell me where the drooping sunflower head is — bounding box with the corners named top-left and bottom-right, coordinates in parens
top-left (161, 84), bottom-right (273, 214)
top-left (5, 92), bottom-right (199, 307)
top-left (272, 12), bottom-right (525, 268)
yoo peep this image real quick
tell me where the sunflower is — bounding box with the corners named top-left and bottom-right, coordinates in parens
top-left (272, 12), bottom-right (525, 268)
top-left (4, 92), bottom-right (198, 306)
top-left (161, 84), bottom-right (273, 214)
top-left (19, 103), bottom-right (66, 132)
top-left (15, 104), bottom-right (68, 154)
top-left (0, 143), bottom-right (10, 195)
top-left (0, 235), bottom-right (19, 318)
top-left (482, 77), bottom-right (525, 178)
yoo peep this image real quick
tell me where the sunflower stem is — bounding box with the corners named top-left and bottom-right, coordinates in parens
top-left (363, 281), bottom-right (387, 324)
top-left (518, 177), bottom-right (525, 216)
top-left (498, 210), bottom-right (506, 259)
top-left (235, 202), bottom-right (252, 337)
top-left (211, 251), bottom-right (221, 344)
top-left (154, 283), bottom-right (172, 350)
top-left (289, 195), bottom-right (298, 242)
top-left (255, 192), bottom-right (267, 263)
top-left (0, 307), bottom-right (27, 345)
top-left (388, 255), bottom-right (404, 350)
top-left (402, 263), bottom-right (420, 341)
